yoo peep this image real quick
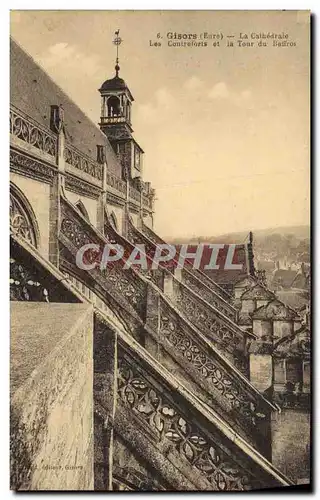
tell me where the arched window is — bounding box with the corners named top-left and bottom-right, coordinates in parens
top-left (110, 211), bottom-right (118, 231)
top-left (75, 200), bottom-right (90, 222)
top-left (107, 96), bottom-right (121, 117)
top-left (10, 184), bottom-right (39, 247)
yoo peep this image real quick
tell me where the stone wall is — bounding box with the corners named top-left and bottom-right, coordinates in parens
top-left (271, 408), bottom-right (310, 484)
top-left (10, 302), bottom-right (94, 491)
top-left (65, 189), bottom-right (98, 227)
top-left (106, 203), bottom-right (124, 234)
top-left (129, 210), bottom-right (139, 227)
top-left (249, 354), bottom-right (273, 392)
top-left (10, 173), bottom-right (51, 259)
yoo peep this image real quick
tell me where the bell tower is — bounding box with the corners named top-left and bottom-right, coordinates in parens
top-left (99, 30), bottom-right (143, 179)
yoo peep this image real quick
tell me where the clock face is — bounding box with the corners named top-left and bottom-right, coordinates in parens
top-left (135, 149), bottom-right (141, 170)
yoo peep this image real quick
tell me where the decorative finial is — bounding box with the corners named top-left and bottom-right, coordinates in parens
top-left (113, 29), bottom-right (122, 77)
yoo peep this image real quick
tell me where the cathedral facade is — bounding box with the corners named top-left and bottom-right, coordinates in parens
top-left (10, 37), bottom-right (310, 491)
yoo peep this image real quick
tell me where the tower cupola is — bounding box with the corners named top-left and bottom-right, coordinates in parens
top-left (98, 30), bottom-right (143, 179)
top-left (99, 30), bottom-right (133, 135)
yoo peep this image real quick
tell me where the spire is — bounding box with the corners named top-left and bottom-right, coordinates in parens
top-left (113, 29), bottom-right (122, 77)
top-left (248, 230), bottom-right (255, 277)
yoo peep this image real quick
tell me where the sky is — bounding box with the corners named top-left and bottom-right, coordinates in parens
top-left (10, 10), bottom-right (310, 239)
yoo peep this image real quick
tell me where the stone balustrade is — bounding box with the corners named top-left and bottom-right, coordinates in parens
top-left (94, 315), bottom-right (291, 491)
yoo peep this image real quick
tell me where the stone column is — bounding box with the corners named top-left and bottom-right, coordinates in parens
top-left (249, 314), bottom-right (274, 392)
top-left (94, 319), bottom-right (118, 491)
top-left (97, 146), bottom-right (107, 234)
top-left (135, 177), bottom-right (143, 231)
top-left (249, 349), bottom-right (273, 393)
top-left (163, 272), bottom-right (174, 298)
top-left (48, 105), bottom-right (65, 268)
top-left (122, 175), bottom-right (130, 238)
top-left (144, 284), bottom-right (161, 360)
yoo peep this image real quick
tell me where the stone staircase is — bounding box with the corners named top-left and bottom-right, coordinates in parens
top-left (59, 196), bottom-right (277, 455)
top-left (10, 230), bottom-right (292, 491)
top-left (139, 219), bottom-right (232, 302)
top-left (94, 312), bottom-right (292, 491)
top-left (106, 215), bottom-right (248, 371)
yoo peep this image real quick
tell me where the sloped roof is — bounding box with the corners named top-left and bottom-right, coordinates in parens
top-left (256, 260), bottom-right (276, 272)
top-left (10, 38), bottom-right (122, 177)
top-left (274, 325), bottom-right (310, 358)
top-left (276, 289), bottom-right (309, 311)
top-left (253, 299), bottom-right (300, 321)
top-left (272, 269), bottom-right (297, 288)
top-left (241, 284), bottom-right (275, 301)
top-left (100, 75), bottom-right (127, 91)
top-left (186, 244), bottom-right (249, 286)
top-left (234, 275), bottom-right (257, 289)
top-left (291, 272), bottom-right (309, 290)
top-left (100, 74), bottom-right (134, 101)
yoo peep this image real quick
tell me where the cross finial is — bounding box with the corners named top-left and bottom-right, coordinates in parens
top-left (113, 29), bottom-right (122, 77)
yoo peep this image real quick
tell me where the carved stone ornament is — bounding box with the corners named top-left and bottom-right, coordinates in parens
top-left (117, 352), bottom-right (267, 491)
top-left (10, 107), bottom-right (57, 157)
top-left (10, 192), bottom-right (37, 246)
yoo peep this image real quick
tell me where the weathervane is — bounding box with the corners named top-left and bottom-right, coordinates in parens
top-left (113, 29), bottom-right (122, 77)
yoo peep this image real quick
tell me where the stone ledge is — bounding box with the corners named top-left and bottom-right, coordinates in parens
top-left (10, 301), bottom-right (94, 491)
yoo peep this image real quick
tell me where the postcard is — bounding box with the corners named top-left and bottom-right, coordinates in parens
top-left (10, 10), bottom-right (310, 491)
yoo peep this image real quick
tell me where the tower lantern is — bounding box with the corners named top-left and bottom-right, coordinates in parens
top-left (98, 30), bottom-right (143, 179)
